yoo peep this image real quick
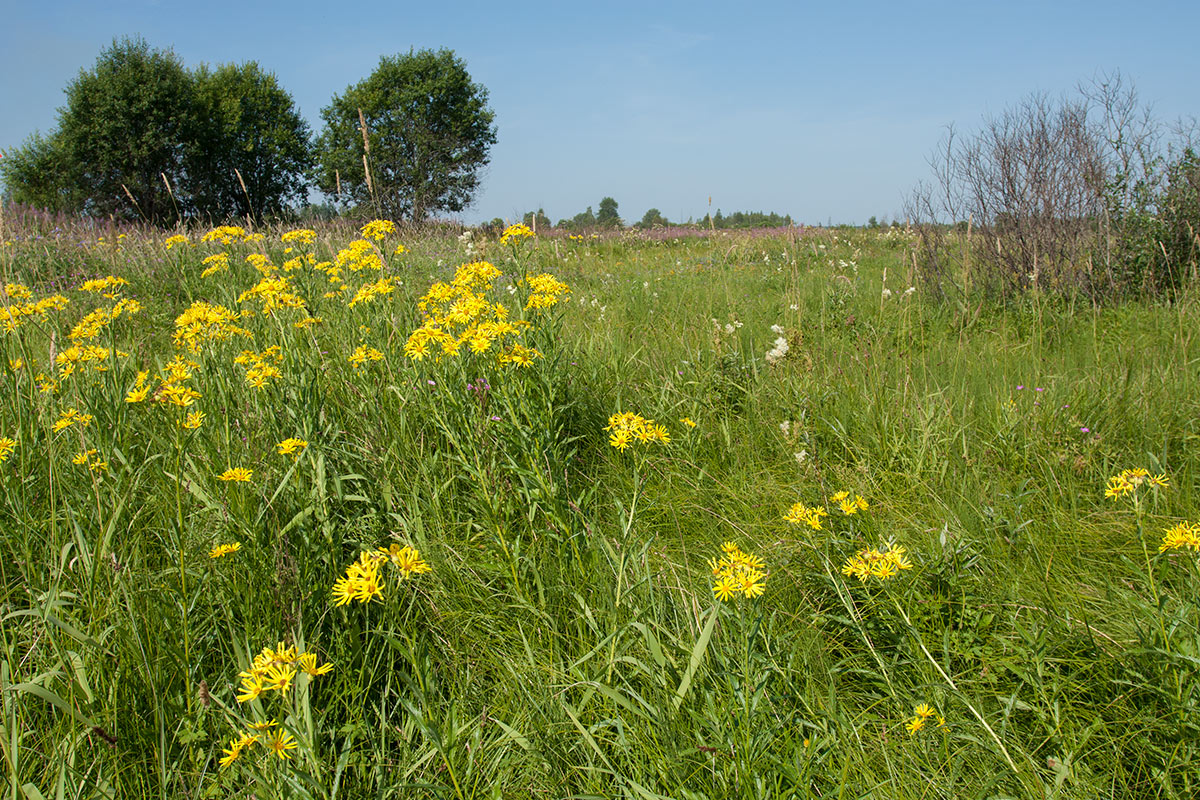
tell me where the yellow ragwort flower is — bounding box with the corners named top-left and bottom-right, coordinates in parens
top-left (360, 219), bottom-right (396, 242)
top-left (840, 543), bottom-right (914, 583)
top-left (784, 501), bottom-right (828, 530)
top-left (710, 542), bottom-right (767, 601)
top-left (277, 437), bottom-right (308, 458)
top-left (1160, 522), bottom-right (1200, 553)
top-left (219, 467), bottom-right (253, 483)
top-left (500, 223), bottom-right (534, 245)
top-left (267, 730), bottom-right (298, 760)
top-left (210, 542), bottom-right (242, 559)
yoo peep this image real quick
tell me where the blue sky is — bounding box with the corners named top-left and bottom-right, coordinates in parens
top-left (2, 0), bottom-right (1198, 225)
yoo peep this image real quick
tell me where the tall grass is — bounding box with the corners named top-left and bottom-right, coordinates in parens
top-left (1, 213), bottom-right (1198, 799)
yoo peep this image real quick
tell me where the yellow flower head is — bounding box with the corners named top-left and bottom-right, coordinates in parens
top-left (219, 467), bottom-right (253, 483)
top-left (605, 412), bottom-right (669, 450)
top-left (200, 225), bottom-right (247, 245)
top-left (840, 543), bottom-right (914, 583)
top-left (180, 410), bottom-right (205, 430)
top-left (0, 437), bottom-right (16, 463)
top-left (360, 219), bottom-right (396, 242)
top-left (210, 542), bottom-right (241, 559)
top-left (281, 228), bottom-right (317, 247)
top-left (1105, 468), bottom-right (1168, 500)
top-left (710, 542), bottom-right (767, 601)
top-left (267, 730), bottom-right (298, 759)
top-left (348, 345), bottom-right (384, 369)
top-left (1159, 521), bottom-right (1200, 553)
top-left (296, 652), bottom-right (334, 676)
top-left (276, 437), bottom-right (308, 457)
top-left (783, 501), bottom-right (828, 530)
top-left (500, 223), bottom-right (535, 245)
top-left (378, 543), bottom-right (432, 579)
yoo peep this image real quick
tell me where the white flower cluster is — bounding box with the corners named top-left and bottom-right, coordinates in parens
top-left (765, 327), bottom-right (790, 365)
top-left (458, 229), bottom-right (476, 256)
top-left (713, 318), bottom-right (744, 336)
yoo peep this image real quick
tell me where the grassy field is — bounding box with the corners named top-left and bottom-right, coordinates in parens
top-left (1, 210), bottom-right (1198, 799)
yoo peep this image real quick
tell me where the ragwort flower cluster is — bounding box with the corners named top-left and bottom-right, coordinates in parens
top-left (405, 260), bottom-right (543, 367)
top-left (1105, 468), bottom-right (1168, 501)
top-left (234, 346), bottom-right (283, 389)
top-left (331, 544), bottom-right (431, 606)
top-left (1, 283), bottom-right (71, 334)
top-left (221, 641), bottom-right (333, 769)
top-left (235, 640), bottom-right (332, 705)
top-left (905, 703), bottom-right (945, 735)
top-left (1160, 521), bottom-right (1200, 553)
top-left (500, 222), bottom-right (534, 245)
top-left (173, 301), bottom-right (249, 352)
top-left (710, 542), bottom-right (767, 601)
top-left (783, 500), bottom-right (828, 530)
top-left (604, 412), bottom-right (670, 450)
top-left (840, 543), bottom-right (913, 582)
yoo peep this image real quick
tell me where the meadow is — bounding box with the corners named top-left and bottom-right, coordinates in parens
top-left (1, 208), bottom-right (1198, 799)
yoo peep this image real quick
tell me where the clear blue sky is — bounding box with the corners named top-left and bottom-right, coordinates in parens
top-left (2, 0), bottom-right (1198, 225)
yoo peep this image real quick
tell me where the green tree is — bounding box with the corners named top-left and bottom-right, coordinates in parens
top-left (184, 62), bottom-right (312, 221)
top-left (56, 36), bottom-right (196, 223)
top-left (597, 196), bottom-right (621, 227)
top-left (0, 132), bottom-right (86, 212)
top-left (637, 208), bottom-right (668, 228)
top-left (315, 49), bottom-right (497, 221)
top-left (561, 206), bottom-right (596, 230)
top-left (522, 208), bottom-right (551, 231)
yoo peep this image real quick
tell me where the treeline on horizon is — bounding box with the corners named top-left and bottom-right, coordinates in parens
top-left (516, 201), bottom-right (798, 234)
top-left (0, 36), bottom-right (805, 233)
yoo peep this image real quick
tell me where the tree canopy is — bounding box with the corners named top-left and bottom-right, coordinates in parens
top-left (57, 36), bottom-right (196, 223)
top-left (184, 62), bottom-right (313, 222)
top-left (315, 49), bottom-right (497, 222)
top-left (0, 38), bottom-right (313, 224)
top-left (596, 196), bottom-right (621, 227)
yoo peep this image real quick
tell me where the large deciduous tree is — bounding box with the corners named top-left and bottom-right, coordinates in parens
top-left (315, 49), bottom-right (497, 222)
top-left (57, 36), bottom-right (196, 223)
top-left (185, 62), bottom-right (313, 222)
top-left (596, 196), bottom-right (621, 228)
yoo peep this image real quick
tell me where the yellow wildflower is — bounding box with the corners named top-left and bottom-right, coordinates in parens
top-left (210, 542), bottom-right (241, 559)
top-left (276, 437), bottom-right (308, 458)
top-left (266, 730), bottom-right (298, 760)
top-left (281, 228), bottom-right (317, 246)
top-left (180, 410), bottom-right (205, 430)
top-left (200, 225), bottom-right (247, 245)
top-left (1160, 522), bottom-right (1200, 553)
top-left (296, 653), bottom-right (334, 676)
top-left (841, 543), bottom-right (914, 582)
top-left (500, 223), bottom-right (534, 245)
top-left (360, 219), bottom-right (396, 241)
top-left (348, 345), bottom-right (383, 369)
top-left (783, 501), bottom-right (828, 530)
top-left (378, 543), bottom-right (431, 579)
top-left (710, 542), bottom-right (768, 601)
top-left (219, 467), bottom-right (253, 483)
